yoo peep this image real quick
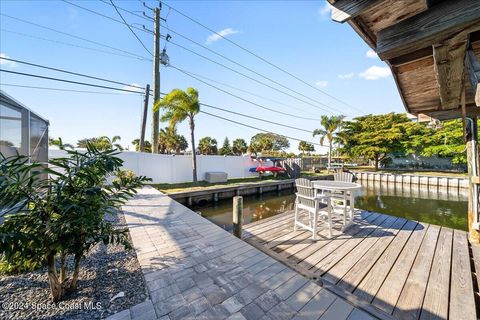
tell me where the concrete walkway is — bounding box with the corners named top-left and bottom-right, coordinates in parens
top-left (108, 186), bottom-right (375, 320)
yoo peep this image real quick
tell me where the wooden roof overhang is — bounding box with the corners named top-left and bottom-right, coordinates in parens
top-left (328, 0), bottom-right (480, 120)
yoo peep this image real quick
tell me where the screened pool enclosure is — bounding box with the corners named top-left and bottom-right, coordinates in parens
top-left (0, 90), bottom-right (49, 162)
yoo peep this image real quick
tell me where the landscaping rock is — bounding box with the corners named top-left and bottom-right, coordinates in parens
top-left (0, 211), bottom-right (146, 320)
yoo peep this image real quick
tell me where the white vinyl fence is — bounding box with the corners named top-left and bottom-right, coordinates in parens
top-left (49, 150), bottom-right (268, 184)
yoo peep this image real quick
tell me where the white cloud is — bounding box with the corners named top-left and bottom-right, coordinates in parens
top-left (338, 72), bottom-right (354, 80)
top-left (315, 80), bottom-right (328, 88)
top-left (318, 2), bottom-right (332, 18)
top-left (359, 65), bottom-right (391, 80)
top-left (121, 83), bottom-right (143, 94)
top-left (366, 49), bottom-right (378, 58)
top-left (0, 53), bottom-right (17, 68)
top-left (206, 28), bottom-right (239, 44)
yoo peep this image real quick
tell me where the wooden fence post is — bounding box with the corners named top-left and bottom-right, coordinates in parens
top-left (233, 196), bottom-right (243, 239)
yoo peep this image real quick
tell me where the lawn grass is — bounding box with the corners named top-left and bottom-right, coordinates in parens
top-left (151, 172), bottom-right (328, 194)
top-left (151, 175), bottom-right (287, 193)
top-left (151, 167), bottom-right (466, 194)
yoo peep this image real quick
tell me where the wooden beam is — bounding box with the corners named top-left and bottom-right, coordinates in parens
top-left (425, 103), bottom-right (479, 120)
top-left (465, 49), bottom-right (480, 106)
top-left (377, 0), bottom-right (480, 60)
top-left (425, 0), bottom-right (445, 8)
top-left (433, 33), bottom-right (469, 110)
top-left (328, 0), bottom-right (380, 23)
top-left (390, 46), bottom-right (433, 67)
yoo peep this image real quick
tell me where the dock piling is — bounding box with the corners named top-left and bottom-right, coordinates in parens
top-left (233, 196), bottom-right (243, 239)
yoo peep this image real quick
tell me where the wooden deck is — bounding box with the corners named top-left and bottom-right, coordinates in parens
top-left (243, 210), bottom-right (479, 320)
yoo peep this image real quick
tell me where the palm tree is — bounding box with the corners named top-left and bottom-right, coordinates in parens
top-left (154, 88), bottom-right (200, 182)
top-left (76, 136), bottom-right (122, 150)
top-left (49, 137), bottom-right (74, 150)
top-left (198, 137), bottom-right (218, 155)
top-left (313, 115), bottom-right (345, 172)
top-left (159, 127), bottom-right (188, 154)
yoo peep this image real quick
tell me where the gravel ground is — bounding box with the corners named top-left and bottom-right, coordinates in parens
top-left (0, 211), bottom-right (146, 320)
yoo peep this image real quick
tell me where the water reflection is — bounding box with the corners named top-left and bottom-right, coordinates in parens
top-left (193, 182), bottom-right (468, 231)
top-left (355, 181), bottom-right (468, 230)
top-left (192, 190), bottom-right (295, 231)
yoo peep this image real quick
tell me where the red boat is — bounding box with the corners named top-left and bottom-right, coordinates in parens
top-left (255, 166), bottom-right (285, 173)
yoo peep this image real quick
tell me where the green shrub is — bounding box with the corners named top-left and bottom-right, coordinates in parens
top-left (0, 144), bottom-right (150, 301)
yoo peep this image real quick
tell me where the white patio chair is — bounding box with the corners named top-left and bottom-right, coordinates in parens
top-left (334, 171), bottom-right (354, 183)
top-left (294, 178), bottom-right (333, 239)
top-left (329, 171), bottom-right (355, 224)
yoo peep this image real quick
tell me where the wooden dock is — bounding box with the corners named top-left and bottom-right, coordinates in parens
top-left (243, 210), bottom-right (479, 320)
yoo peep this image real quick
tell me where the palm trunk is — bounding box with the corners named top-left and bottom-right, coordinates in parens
top-left (47, 253), bottom-right (63, 302)
top-left (327, 141), bottom-right (332, 173)
top-left (190, 117), bottom-right (198, 183)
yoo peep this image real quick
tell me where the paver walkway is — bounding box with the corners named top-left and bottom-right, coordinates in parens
top-left (107, 186), bottom-right (374, 320)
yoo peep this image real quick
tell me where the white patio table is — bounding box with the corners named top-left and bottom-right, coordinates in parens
top-left (312, 180), bottom-right (362, 230)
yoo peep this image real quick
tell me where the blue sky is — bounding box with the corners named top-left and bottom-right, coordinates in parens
top-left (0, 0), bottom-right (405, 153)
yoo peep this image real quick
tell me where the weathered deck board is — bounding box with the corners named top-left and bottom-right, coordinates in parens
top-left (449, 230), bottom-right (477, 320)
top-left (353, 221), bottom-right (420, 303)
top-left (393, 224), bottom-right (440, 319)
top-left (372, 223), bottom-right (429, 313)
top-left (420, 227), bottom-right (452, 320)
top-left (244, 211), bottom-right (478, 320)
top-left (337, 218), bottom-right (410, 293)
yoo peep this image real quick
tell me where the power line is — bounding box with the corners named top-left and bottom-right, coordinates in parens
top-left (64, 0), bottom-right (342, 114)
top-left (182, 69), bottom-right (320, 117)
top-left (200, 103), bottom-right (312, 133)
top-left (62, 0), bottom-right (150, 34)
top-left (170, 64), bottom-right (317, 121)
top-left (0, 70), bottom-right (145, 94)
top-left (99, 0), bottom-right (151, 22)
top-left (0, 83), bottom-right (137, 95)
top-left (109, 0), bottom-right (153, 55)
top-left (0, 57), bottom-right (147, 91)
top-left (1, 81), bottom-right (309, 132)
top-left (200, 110), bottom-right (320, 146)
top-left (1, 13), bottom-right (150, 61)
top-left (163, 1), bottom-right (360, 112)
top-left (160, 24), bottom-right (344, 114)
top-left (1, 69), bottom-right (317, 143)
top-left (1, 29), bottom-right (150, 62)
top-left (166, 40), bottom-right (335, 114)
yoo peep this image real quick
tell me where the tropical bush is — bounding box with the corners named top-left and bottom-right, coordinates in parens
top-left (0, 145), bottom-right (149, 301)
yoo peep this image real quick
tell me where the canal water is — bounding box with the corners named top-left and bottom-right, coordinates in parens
top-left (191, 181), bottom-right (468, 231)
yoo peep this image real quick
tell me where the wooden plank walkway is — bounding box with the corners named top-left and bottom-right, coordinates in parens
top-left (243, 209), bottom-right (479, 320)
top-left (107, 187), bottom-right (374, 320)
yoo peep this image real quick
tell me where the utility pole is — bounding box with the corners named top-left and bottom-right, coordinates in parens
top-left (140, 84), bottom-right (150, 152)
top-left (152, 6), bottom-right (160, 153)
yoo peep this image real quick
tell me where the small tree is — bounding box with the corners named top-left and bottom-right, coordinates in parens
top-left (219, 137), bottom-right (233, 155)
top-left (232, 138), bottom-right (248, 155)
top-left (155, 88), bottom-right (200, 182)
top-left (0, 145), bottom-right (149, 301)
top-left (249, 133), bottom-right (290, 153)
top-left (338, 113), bottom-right (419, 170)
top-left (77, 136), bottom-right (123, 151)
top-left (131, 139), bottom-right (152, 153)
top-left (198, 137), bottom-right (218, 155)
top-left (298, 141), bottom-right (315, 155)
top-left (313, 115), bottom-right (345, 172)
top-left (158, 127), bottom-right (188, 154)
top-left (49, 137), bottom-right (74, 150)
